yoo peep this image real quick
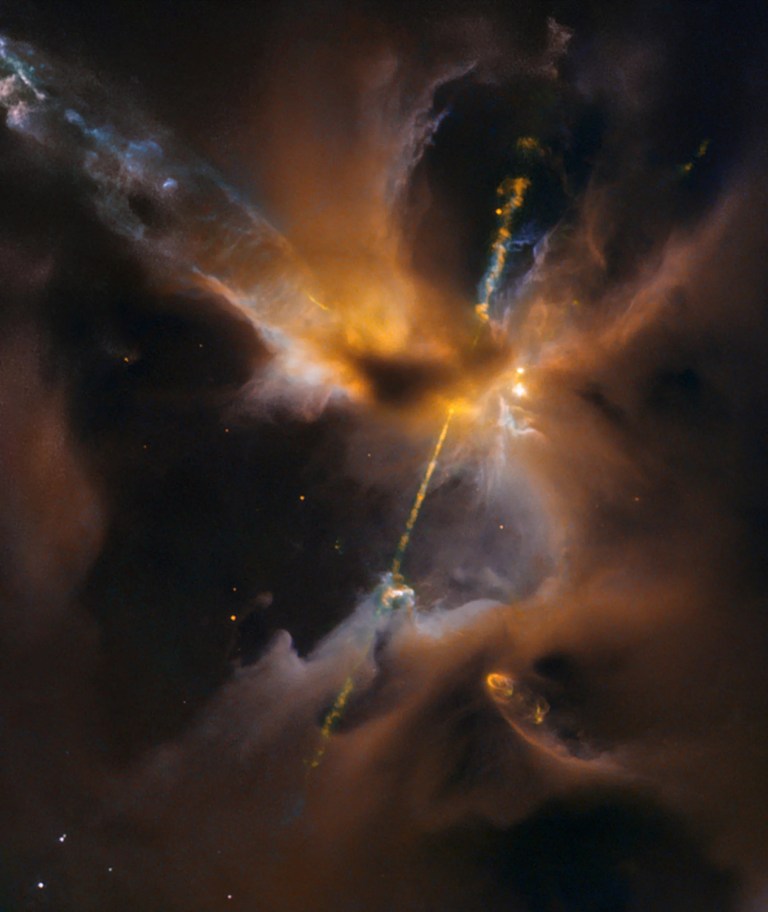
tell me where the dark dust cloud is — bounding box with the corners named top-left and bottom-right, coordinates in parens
top-left (0, 1), bottom-right (767, 910)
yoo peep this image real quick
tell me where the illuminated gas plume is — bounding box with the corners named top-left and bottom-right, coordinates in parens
top-left (476, 175), bottom-right (532, 323)
top-left (485, 671), bottom-right (550, 726)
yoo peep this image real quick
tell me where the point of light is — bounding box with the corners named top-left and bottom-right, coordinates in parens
top-left (512, 382), bottom-right (527, 398)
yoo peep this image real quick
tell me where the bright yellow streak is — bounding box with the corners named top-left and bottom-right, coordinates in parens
top-left (309, 675), bottom-right (355, 769)
top-left (310, 405), bottom-right (456, 771)
top-left (477, 176), bottom-right (532, 319)
top-left (309, 407), bottom-right (455, 772)
top-left (503, 175), bottom-right (532, 211)
top-left (307, 293), bottom-right (330, 312)
top-left (391, 405), bottom-right (455, 580)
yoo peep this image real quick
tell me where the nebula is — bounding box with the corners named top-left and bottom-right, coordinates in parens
top-left (0, 1), bottom-right (767, 910)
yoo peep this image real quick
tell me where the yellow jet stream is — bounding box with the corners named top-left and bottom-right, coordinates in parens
top-left (390, 405), bottom-right (455, 580)
top-left (309, 164), bottom-right (533, 771)
top-left (309, 407), bottom-right (455, 770)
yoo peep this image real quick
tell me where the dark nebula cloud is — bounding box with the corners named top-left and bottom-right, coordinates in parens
top-left (1, 1), bottom-right (768, 910)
